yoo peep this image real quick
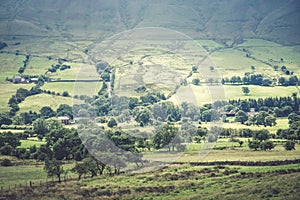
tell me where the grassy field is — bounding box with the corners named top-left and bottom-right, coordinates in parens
top-left (0, 53), bottom-right (33, 112)
top-left (201, 117), bottom-right (289, 134)
top-left (223, 85), bottom-right (299, 100)
top-left (196, 39), bottom-right (300, 83)
top-left (57, 63), bottom-right (99, 80)
top-left (18, 93), bottom-right (83, 113)
top-left (0, 127), bottom-right (299, 199)
top-left (0, 129), bottom-right (24, 133)
top-left (187, 85), bottom-right (299, 105)
top-left (210, 48), bottom-right (271, 77)
top-left (181, 144), bottom-right (300, 162)
top-left (0, 53), bottom-right (24, 83)
top-left (25, 57), bottom-right (56, 75)
top-left (0, 38), bottom-right (299, 112)
top-left (142, 142), bottom-right (300, 163)
top-left (196, 39), bottom-right (224, 52)
top-left (237, 39), bottom-right (300, 72)
top-left (42, 81), bottom-right (102, 97)
top-left (0, 162), bottom-right (76, 189)
top-left (0, 83), bottom-right (33, 113)
top-left (0, 164), bottom-right (47, 188)
top-left (1, 162), bottom-right (298, 199)
top-left (19, 139), bottom-right (46, 149)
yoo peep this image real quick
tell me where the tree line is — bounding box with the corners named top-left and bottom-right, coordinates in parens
top-left (221, 73), bottom-right (299, 86)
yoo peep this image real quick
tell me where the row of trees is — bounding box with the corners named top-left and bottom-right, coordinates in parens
top-left (277, 113), bottom-right (300, 140)
top-left (48, 63), bottom-right (71, 73)
top-left (0, 104), bottom-right (73, 128)
top-left (8, 81), bottom-right (45, 116)
top-left (222, 73), bottom-right (299, 86)
top-left (227, 94), bottom-right (299, 113)
top-left (72, 94), bottom-right (299, 130)
top-left (18, 54), bottom-right (30, 74)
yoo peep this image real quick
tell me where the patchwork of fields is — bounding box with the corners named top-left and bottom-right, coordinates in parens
top-left (0, 37), bottom-right (299, 199)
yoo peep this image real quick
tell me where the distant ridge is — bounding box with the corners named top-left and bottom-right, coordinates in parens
top-left (0, 0), bottom-right (299, 44)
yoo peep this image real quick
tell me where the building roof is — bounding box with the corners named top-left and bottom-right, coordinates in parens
top-left (57, 116), bottom-right (70, 120)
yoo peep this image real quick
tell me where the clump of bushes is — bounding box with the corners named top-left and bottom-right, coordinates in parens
top-left (0, 158), bottom-right (13, 166)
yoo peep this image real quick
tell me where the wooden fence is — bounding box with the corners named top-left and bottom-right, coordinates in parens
top-left (0, 174), bottom-right (79, 192)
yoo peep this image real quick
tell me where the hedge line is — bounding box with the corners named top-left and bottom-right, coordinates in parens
top-left (172, 159), bottom-right (300, 166)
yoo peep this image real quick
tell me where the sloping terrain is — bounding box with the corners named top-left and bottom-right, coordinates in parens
top-left (0, 0), bottom-right (299, 44)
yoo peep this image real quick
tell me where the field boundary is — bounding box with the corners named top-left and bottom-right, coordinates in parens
top-left (171, 159), bottom-right (300, 166)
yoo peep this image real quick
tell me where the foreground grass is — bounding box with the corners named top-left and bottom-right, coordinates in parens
top-left (0, 161), bottom-right (76, 189)
top-left (1, 163), bottom-right (299, 200)
top-left (0, 164), bottom-right (46, 188)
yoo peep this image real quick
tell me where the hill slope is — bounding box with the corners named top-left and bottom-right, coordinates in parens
top-left (0, 0), bottom-right (299, 44)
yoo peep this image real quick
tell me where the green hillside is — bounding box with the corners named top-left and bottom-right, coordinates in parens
top-left (0, 0), bottom-right (299, 44)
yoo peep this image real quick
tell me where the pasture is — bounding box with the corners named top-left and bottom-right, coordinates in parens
top-left (1, 161), bottom-right (299, 199)
top-left (177, 85), bottom-right (299, 105)
top-left (210, 48), bottom-right (270, 77)
top-left (19, 139), bottom-right (46, 149)
top-left (18, 93), bottom-right (83, 113)
top-left (210, 117), bottom-right (289, 134)
top-left (0, 83), bottom-right (33, 113)
top-left (0, 161), bottom-right (76, 189)
top-left (42, 81), bottom-right (103, 97)
top-left (179, 143), bottom-right (300, 162)
top-left (0, 38), bottom-right (299, 113)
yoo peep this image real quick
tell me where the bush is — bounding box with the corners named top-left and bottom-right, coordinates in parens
top-left (284, 141), bottom-right (295, 151)
top-left (0, 144), bottom-right (13, 155)
top-left (62, 91), bottom-right (69, 97)
top-left (207, 134), bottom-right (217, 143)
top-left (248, 140), bottom-right (260, 150)
top-left (260, 141), bottom-right (275, 151)
top-left (98, 118), bottom-right (107, 123)
top-left (0, 158), bottom-right (13, 166)
top-left (107, 118), bottom-right (117, 128)
top-left (192, 79), bottom-right (200, 85)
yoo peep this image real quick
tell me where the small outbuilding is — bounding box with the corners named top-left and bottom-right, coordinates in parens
top-left (220, 112), bottom-right (236, 117)
top-left (13, 76), bottom-right (22, 83)
top-left (247, 108), bottom-right (258, 117)
top-left (57, 116), bottom-right (70, 125)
